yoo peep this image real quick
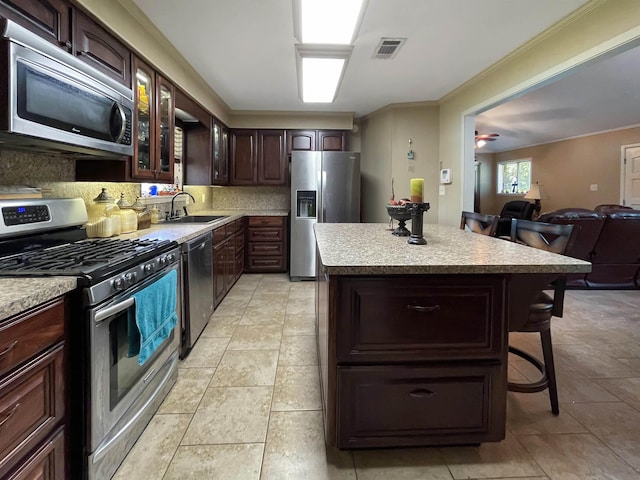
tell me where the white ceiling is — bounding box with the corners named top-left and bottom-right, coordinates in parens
top-left (132, 0), bottom-right (589, 118)
top-left (475, 43), bottom-right (640, 152)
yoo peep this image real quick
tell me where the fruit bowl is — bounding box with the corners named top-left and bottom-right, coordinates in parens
top-left (386, 204), bottom-right (411, 236)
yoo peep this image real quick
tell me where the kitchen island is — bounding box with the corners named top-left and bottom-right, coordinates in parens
top-left (314, 223), bottom-right (591, 449)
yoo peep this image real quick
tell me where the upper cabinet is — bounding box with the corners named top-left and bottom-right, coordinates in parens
top-left (230, 129), bottom-right (257, 185)
top-left (0, 0), bottom-right (71, 50)
top-left (318, 130), bottom-right (347, 151)
top-left (287, 130), bottom-right (347, 156)
top-left (258, 130), bottom-right (287, 185)
top-left (72, 10), bottom-right (131, 86)
top-left (230, 129), bottom-right (286, 186)
top-left (0, 1), bottom-right (131, 86)
top-left (287, 130), bottom-right (316, 152)
top-left (212, 120), bottom-right (229, 185)
top-left (133, 57), bottom-right (174, 182)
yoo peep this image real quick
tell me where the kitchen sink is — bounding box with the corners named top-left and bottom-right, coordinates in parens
top-left (167, 215), bottom-right (228, 224)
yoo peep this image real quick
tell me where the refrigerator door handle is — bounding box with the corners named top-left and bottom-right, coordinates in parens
top-left (321, 170), bottom-right (327, 222)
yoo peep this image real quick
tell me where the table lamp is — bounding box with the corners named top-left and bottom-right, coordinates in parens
top-left (524, 182), bottom-right (546, 217)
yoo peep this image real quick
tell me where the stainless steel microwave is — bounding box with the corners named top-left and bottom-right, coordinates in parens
top-left (0, 18), bottom-right (134, 157)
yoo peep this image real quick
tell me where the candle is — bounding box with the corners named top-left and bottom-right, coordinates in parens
top-left (410, 178), bottom-right (424, 204)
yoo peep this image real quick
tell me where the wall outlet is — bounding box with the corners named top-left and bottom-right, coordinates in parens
top-left (590, 184), bottom-right (598, 191)
top-left (439, 185), bottom-right (445, 196)
top-left (201, 193), bottom-right (206, 202)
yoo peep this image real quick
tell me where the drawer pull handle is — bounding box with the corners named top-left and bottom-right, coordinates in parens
top-left (0, 403), bottom-right (20, 429)
top-left (407, 305), bottom-right (440, 313)
top-left (409, 388), bottom-right (435, 398)
top-left (0, 341), bottom-right (18, 358)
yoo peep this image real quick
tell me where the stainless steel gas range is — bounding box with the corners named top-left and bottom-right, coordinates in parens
top-left (0, 198), bottom-right (181, 480)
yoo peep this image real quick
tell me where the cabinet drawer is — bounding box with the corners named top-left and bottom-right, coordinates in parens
top-left (248, 216), bottom-right (283, 227)
top-left (0, 345), bottom-right (65, 477)
top-left (247, 228), bottom-right (283, 242)
top-left (0, 298), bottom-right (65, 378)
top-left (336, 276), bottom-right (505, 362)
top-left (213, 225), bottom-right (226, 244)
top-left (337, 364), bottom-right (505, 448)
top-left (246, 256), bottom-right (285, 271)
top-left (5, 427), bottom-right (65, 480)
top-left (247, 242), bottom-right (283, 256)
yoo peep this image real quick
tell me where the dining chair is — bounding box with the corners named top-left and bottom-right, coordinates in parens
top-left (459, 211), bottom-right (499, 236)
top-left (508, 218), bottom-right (574, 415)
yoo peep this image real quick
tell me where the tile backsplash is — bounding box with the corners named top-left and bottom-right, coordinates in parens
top-left (1, 150), bottom-right (290, 214)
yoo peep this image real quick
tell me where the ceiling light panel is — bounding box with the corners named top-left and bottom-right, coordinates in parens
top-left (301, 57), bottom-right (345, 103)
top-left (299, 0), bottom-right (366, 44)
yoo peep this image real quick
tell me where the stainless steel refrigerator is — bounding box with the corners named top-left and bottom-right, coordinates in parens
top-left (290, 151), bottom-right (360, 280)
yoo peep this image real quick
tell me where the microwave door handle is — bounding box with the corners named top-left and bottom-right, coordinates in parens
top-left (95, 297), bottom-right (134, 324)
top-left (111, 103), bottom-right (127, 143)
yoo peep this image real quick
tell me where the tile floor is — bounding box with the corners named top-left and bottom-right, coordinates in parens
top-left (113, 274), bottom-right (640, 479)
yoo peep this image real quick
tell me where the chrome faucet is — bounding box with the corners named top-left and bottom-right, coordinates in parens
top-left (170, 191), bottom-right (196, 218)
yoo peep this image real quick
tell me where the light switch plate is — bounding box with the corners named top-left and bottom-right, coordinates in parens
top-left (590, 184), bottom-right (598, 191)
top-left (439, 185), bottom-right (445, 195)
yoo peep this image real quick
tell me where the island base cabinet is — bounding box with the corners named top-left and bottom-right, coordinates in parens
top-left (336, 364), bottom-right (505, 448)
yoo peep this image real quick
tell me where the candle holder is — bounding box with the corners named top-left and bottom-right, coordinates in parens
top-left (407, 202), bottom-right (430, 245)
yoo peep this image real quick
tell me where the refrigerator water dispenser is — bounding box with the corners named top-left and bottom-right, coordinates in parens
top-left (296, 190), bottom-right (316, 218)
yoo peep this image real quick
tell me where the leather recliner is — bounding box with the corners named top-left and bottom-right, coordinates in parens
top-left (495, 200), bottom-right (535, 237)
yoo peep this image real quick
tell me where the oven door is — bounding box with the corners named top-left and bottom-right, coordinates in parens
top-left (87, 263), bottom-right (180, 454)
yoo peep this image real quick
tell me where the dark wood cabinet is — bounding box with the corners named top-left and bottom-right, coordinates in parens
top-left (230, 130), bottom-right (287, 185)
top-left (0, 297), bottom-right (68, 480)
top-left (258, 130), bottom-right (287, 184)
top-left (286, 130), bottom-right (316, 153)
top-left (72, 9), bottom-right (131, 86)
top-left (286, 130), bottom-right (347, 156)
top-left (245, 216), bottom-right (287, 273)
top-left (0, 0), bottom-right (71, 50)
top-left (318, 275), bottom-right (507, 448)
top-left (133, 57), bottom-right (174, 182)
top-left (213, 219), bottom-right (244, 307)
top-left (212, 121), bottom-right (229, 185)
top-left (0, 1), bottom-right (132, 88)
top-left (317, 130), bottom-right (347, 151)
top-left (230, 130), bottom-right (257, 185)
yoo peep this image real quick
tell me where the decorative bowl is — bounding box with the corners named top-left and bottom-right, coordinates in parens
top-left (386, 204), bottom-right (411, 236)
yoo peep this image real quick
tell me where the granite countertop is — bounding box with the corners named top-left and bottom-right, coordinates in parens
top-left (0, 277), bottom-right (78, 321)
top-left (314, 223), bottom-right (592, 275)
top-left (120, 209), bottom-right (288, 244)
top-left (0, 209), bottom-right (289, 321)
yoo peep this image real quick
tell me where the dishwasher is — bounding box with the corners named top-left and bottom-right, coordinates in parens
top-left (181, 231), bottom-right (214, 357)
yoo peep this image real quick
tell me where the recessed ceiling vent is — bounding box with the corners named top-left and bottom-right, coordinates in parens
top-left (373, 38), bottom-right (406, 59)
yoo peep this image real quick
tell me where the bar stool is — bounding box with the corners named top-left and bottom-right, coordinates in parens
top-left (508, 219), bottom-right (574, 415)
top-left (460, 211), bottom-right (499, 236)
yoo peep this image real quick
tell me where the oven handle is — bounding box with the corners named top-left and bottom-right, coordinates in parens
top-left (95, 297), bottom-right (134, 324)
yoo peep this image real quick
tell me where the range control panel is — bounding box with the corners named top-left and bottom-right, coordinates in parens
top-left (2, 205), bottom-right (51, 226)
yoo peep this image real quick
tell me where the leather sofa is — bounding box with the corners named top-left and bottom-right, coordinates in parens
top-left (538, 205), bottom-right (640, 288)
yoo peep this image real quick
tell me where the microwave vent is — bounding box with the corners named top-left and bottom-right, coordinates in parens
top-left (373, 38), bottom-right (406, 59)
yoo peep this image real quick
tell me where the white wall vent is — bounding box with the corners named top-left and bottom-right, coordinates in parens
top-left (373, 38), bottom-right (406, 59)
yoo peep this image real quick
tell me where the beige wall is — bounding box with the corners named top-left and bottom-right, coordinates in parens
top-left (438, 0), bottom-right (640, 226)
top-left (360, 104), bottom-right (439, 223)
top-left (488, 126), bottom-right (640, 214)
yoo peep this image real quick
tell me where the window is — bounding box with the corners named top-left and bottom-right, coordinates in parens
top-left (497, 158), bottom-right (531, 194)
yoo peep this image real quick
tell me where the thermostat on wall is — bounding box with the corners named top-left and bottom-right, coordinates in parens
top-left (440, 168), bottom-right (452, 184)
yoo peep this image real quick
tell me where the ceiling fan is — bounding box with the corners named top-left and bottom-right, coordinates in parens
top-left (475, 130), bottom-right (499, 148)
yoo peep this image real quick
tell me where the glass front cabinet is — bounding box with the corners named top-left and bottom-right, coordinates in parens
top-left (133, 57), bottom-right (175, 182)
